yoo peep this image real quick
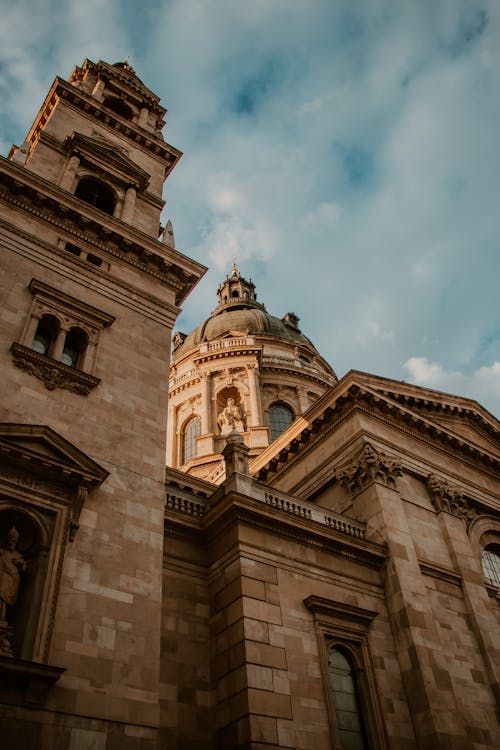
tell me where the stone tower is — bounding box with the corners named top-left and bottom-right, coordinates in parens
top-left (167, 262), bottom-right (336, 480)
top-left (0, 59), bottom-right (205, 749)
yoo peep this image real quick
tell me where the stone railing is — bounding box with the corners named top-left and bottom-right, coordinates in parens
top-left (264, 492), bottom-right (313, 519)
top-left (199, 337), bottom-right (254, 353)
top-left (324, 515), bottom-right (365, 538)
top-left (263, 488), bottom-right (365, 539)
top-left (165, 492), bottom-right (206, 517)
top-left (166, 482), bottom-right (365, 540)
top-left (169, 368), bottom-right (197, 388)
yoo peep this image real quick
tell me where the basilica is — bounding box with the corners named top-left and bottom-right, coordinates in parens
top-left (0, 59), bottom-right (499, 750)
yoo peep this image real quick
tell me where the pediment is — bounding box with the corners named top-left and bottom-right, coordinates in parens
top-left (67, 132), bottom-right (150, 188)
top-left (250, 370), bottom-right (500, 483)
top-left (0, 423), bottom-right (108, 487)
top-left (354, 373), bottom-right (500, 455)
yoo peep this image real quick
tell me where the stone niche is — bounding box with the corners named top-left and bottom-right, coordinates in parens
top-left (0, 423), bottom-right (107, 707)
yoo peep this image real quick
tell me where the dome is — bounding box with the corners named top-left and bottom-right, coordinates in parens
top-left (176, 307), bottom-right (313, 354)
top-left (167, 264), bottom-right (336, 481)
top-left (173, 262), bottom-right (324, 360)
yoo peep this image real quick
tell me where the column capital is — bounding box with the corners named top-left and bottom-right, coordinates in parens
top-left (426, 474), bottom-right (477, 526)
top-left (339, 441), bottom-right (402, 498)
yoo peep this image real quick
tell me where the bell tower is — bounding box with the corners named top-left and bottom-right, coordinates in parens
top-left (0, 59), bottom-right (205, 748)
top-left (10, 58), bottom-right (180, 237)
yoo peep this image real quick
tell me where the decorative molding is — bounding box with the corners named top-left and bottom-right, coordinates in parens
top-left (304, 595), bottom-right (378, 629)
top-left (338, 441), bottom-right (402, 497)
top-left (0, 656), bottom-right (65, 707)
top-left (426, 474), bottom-right (478, 526)
top-left (418, 559), bottom-right (463, 588)
top-left (11, 343), bottom-right (100, 395)
top-left (0, 160), bottom-right (206, 305)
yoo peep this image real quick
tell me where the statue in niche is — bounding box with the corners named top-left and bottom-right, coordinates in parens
top-left (217, 397), bottom-right (245, 435)
top-left (0, 526), bottom-right (26, 625)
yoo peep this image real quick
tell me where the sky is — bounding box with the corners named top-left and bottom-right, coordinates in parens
top-left (1, 0), bottom-right (499, 417)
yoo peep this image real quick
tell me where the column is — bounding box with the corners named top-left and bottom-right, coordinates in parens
top-left (139, 107), bottom-right (149, 127)
top-left (121, 186), bottom-right (137, 223)
top-left (91, 78), bottom-right (105, 100)
top-left (25, 314), bottom-right (41, 347)
top-left (247, 364), bottom-right (263, 426)
top-left (297, 387), bottom-right (309, 414)
top-left (59, 155), bottom-right (80, 191)
top-left (201, 372), bottom-right (212, 434)
top-left (52, 327), bottom-right (68, 362)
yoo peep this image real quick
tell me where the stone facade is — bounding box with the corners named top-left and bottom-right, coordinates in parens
top-left (1, 59), bottom-right (499, 750)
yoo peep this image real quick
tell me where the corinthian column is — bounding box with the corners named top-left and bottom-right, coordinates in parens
top-left (247, 364), bottom-right (263, 426)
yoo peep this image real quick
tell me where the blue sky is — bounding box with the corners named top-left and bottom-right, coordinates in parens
top-left (1, 0), bottom-right (499, 416)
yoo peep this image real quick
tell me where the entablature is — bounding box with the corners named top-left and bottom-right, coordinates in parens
top-left (0, 158), bottom-right (206, 305)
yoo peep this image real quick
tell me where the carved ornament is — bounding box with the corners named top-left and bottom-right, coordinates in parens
top-left (426, 474), bottom-right (477, 525)
top-left (339, 442), bottom-right (402, 497)
top-left (11, 343), bottom-right (100, 396)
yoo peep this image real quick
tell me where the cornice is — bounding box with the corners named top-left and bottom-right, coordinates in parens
top-left (253, 381), bottom-right (500, 483)
top-left (0, 158), bottom-right (206, 305)
top-left (33, 78), bottom-right (175, 167)
top-left (203, 496), bottom-right (386, 570)
top-left (304, 595), bottom-right (379, 627)
top-left (0, 219), bottom-right (179, 327)
top-left (418, 559), bottom-right (463, 588)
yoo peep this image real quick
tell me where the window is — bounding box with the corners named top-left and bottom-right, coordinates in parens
top-left (11, 279), bottom-right (114, 395)
top-left (482, 545), bottom-right (500, 587)
top-left (328, 647), bottom-right (368, 750)
top-left (75, 177), bottom-right (115, 215)
top-left (269, 402), bottom-right (294, 441)
top-left (31, 314), bottom-right (59, 356)
top-left (183, 417), bottom-right (201, 463)
top-left (60, 327), bottom-right (88, 368)
top-left (305, 596), bottom-right (387, 750)
top-left (103, 96), bottom-right (134, 120)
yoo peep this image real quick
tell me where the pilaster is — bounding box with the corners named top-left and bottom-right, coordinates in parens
top-left (339, 442), bottom-right (473, 750)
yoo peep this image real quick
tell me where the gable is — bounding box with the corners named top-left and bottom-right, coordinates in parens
top-left (0, 423), bottom-right (108, 486)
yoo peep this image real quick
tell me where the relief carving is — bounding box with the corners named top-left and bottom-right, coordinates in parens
top-left (426, 474), bottom-right (477, 525)
top-left (339, 441), bottom-right (402, 497)
top-left (11, 343), bottom-right (100, 395)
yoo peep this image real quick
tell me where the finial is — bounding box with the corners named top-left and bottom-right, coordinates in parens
top-left (231, 260), bottom-right (239, 277)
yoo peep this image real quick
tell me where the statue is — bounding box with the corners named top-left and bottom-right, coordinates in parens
top-left (217, 398), bottom-right (245, 435)
top-left (0, 527), bottom-right (26, 625)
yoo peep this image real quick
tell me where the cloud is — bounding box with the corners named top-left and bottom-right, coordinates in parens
top-left (1, 0), bottom-right (499, 417)
top-left (404, 357), bottom-right (500, 416)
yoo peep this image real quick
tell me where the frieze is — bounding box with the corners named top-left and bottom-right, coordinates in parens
top-left (426, 474), bottom-right (478, 526)
top-left (11, 343), bottom-right (100, 396)
top-left (0, 467), bottom-right (71, 501)
top-left (339, 441), bottom-right (402, 497)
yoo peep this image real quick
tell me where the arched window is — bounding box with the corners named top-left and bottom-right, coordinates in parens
top-left (31, 315), bottom-right (59, 356)
top-left (183, 416), bottom-right (201, 464)
top-left (75, 177), bottom-right (115, 215)
top-left (482, 544), bottom-right (500, 587)
top-left (328, 647), bottom-right (368, 750)
top-left (103, 96), bottom-right (134, 120)
top-left (60, 327), bottom-right (88, 368)
top-left (268, 403), bottom-right (294, 441)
